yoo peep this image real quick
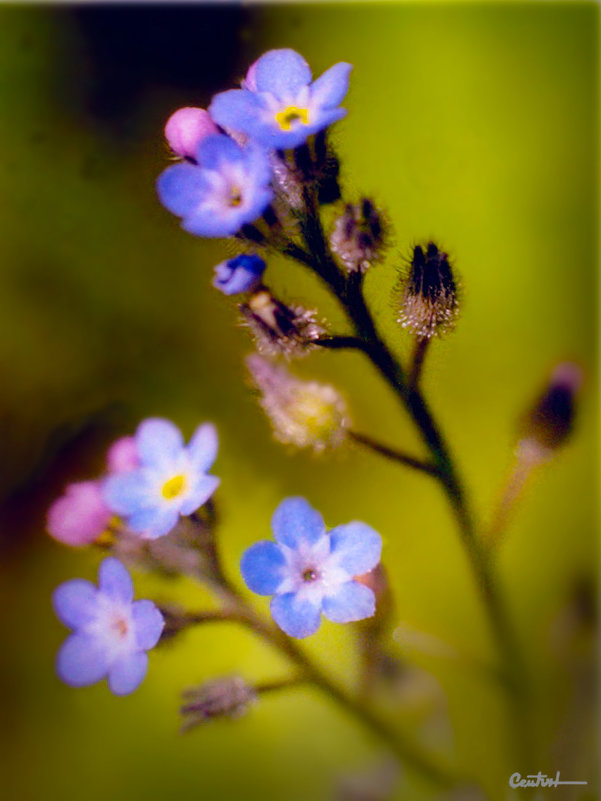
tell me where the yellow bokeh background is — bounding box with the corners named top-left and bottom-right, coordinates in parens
top-left (0, 4), bottom-right (597, 801)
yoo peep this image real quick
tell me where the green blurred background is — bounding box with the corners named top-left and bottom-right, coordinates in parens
top-left (0, 3), bottom-right (598, 800)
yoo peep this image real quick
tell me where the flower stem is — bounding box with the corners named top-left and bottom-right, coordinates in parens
top-left (408, 337), bottom-right (430, 388)
top-left (289, 195), bottom-right (534, 763)
top-left (348, 429), bottom-right (441, 478)
top-left (485, 444), bottom-right (543, 551)
top-left (232, 592), bottom-right (461, 789)
top-left (182, 515), bottom-right (461, 788)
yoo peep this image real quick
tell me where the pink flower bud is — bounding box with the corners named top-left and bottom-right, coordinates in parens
top-left (164, 107), bottom-right (218, 160)
top-left (46, 481), bottom-right (112, 547)
top-left (106, 436), bottom-right (139, 473)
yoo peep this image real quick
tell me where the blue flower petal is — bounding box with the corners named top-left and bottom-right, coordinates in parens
top-left (53, 580), bottom-right (98, 629)
top-left (107, 652), bottom-right (148, 696)
top-left (181, 206), bottom-right (248, 239)
top-left (132, 600), bottom-right (165, 650)
top-left (271, 497), bottom-right (325, 549)
top-left (56, 633), bottom-right (109, 687)
top-left (187, 423), bottom-right (218, 473)
top-left (179, 475), bottom-right (220, 516)
top-left (309, 62), bottom-right (352, 109)
top-left (196, 133), bottom-right (245, 170)
top-left (244, 186), bottom-right (275, 223)
top-left (245, 143), bottom-right (273, 187)
top-left (322, 581), bottom-right (375, 624)
top-left (270, 592), bottom-right (321, 638)
top-left (136, 418), bottom-right (184, 469)
top-left (128, 506), bottom-right (180, 539)
top-left (156, 162), bottom-right (207, 217)
top-left (241, 541), bottom-right (287, 595)
top-left (103, 470), bottom-right (152, 516)
top-left (307, 107), bottom-right (347, 135)
top-left (254, 49), bottom-right (312, 99)
top-left (98, 558), bottom-right (134, 604)
top-left (209, 91), bottom-right (267, 140)
top-left (213, 262), bottom-right (259, 295)
top-left (328, 521), bottom-right (382, 576)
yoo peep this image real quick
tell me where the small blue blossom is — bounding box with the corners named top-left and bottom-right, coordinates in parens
top-left (157, 134), bottom-right (273, 238)
top-left (53, 558), bottom-right (164, 695)
top-left (209, 49), bottom-right (353, 150)
top-left (103, 418), bottom-right (219, 540)
top-left (241, 497), bottom-right (382, 638)
top-left (213, 254), bottom-right (266, 295)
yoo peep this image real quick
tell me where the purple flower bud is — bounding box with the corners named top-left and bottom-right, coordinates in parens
top-left (164, 107), bottom-right (218, 161)
top-left (213, 254), bottom-right (266, 295)
top-left (46, 481), bottom-right (112, 547)
top-left (520, 362), bottom-right (583, 454)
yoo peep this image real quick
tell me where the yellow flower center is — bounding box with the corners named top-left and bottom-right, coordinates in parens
top-left (162, 474), bottom-right (186, 500)
top-left (228, 186), bottom-right (243, 207)
top-left (275, 106), bottom-right (309, 131)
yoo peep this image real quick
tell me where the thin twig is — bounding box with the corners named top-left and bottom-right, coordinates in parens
top-left (315, 334), bottom-right (370, 353)
top-left (408, 337), bottom-right (430, 388)
top-left (348, 430), bottom-right (441, 478)
top-left (485, 445), bottom-right (543, 550)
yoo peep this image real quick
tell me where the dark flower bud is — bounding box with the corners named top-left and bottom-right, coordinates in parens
top-left (330, 198), bottom-right (385, 273)
top-left (397, 242), bottom-right (458, 339)
top-left (519, 362), bottom-right (582, 457)
top-left (240, 288), bottom-right (325, 358)
top-left (180, 676), bottom-right (257, 731)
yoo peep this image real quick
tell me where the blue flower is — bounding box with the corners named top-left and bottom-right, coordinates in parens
top-left (157, 134), bottom-right (273, 238)
top-left (53, 558), bottom-right (164, 695)
top-left (209, 49), bottom-right (353, 150)
top-left (103, 418), bottom-right (219, 540)
top-left (240, 497), bottom-right (382, 638)
top-left (213, 254), bottom-right (266, 295)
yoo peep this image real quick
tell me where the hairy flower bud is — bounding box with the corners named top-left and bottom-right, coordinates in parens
top-left (397, 242), bottom-right (458, 338)
top-left (330, 199), bottom-right (385, 273)
top-left (519, 362), bottom-right (582, 458)
top-left (240, 289), bottom-right (324, 358)
top-left (180, 676), bottom-right (257, 731)
top-left (247, 354), bottom-right (348, 451)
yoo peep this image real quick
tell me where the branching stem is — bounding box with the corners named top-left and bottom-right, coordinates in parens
top-left (348, 430), bottom-right (441, 478)
top-left (288, 190), bottom-right (534, 764)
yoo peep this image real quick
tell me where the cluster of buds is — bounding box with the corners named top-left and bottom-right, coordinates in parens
top-left (247, 354), bottom-right (348, 452)
top-left (397, 242), bottom-right (459, 339)
top-left (330, 198), bottom-right (385, 273)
